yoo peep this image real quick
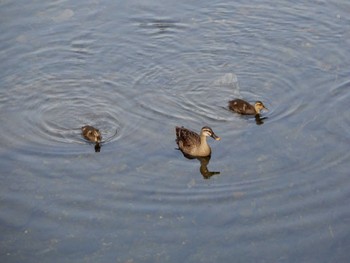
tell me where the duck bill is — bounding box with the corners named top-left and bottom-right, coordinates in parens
top-left (263, 107), bottom-right (268, 112)
top-left (211, 133), bottom-right (221, 141)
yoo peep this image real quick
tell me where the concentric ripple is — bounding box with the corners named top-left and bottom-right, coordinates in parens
top-left (1, 73), bottom-right (127, 156)
top-left (132, 69), bottom-right (244, 125)
top-left (1, 1), bottom-right (350, 262)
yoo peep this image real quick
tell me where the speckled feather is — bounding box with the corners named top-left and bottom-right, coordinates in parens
top-left (82, 125), bottom-right (102, 143)
top-left (176, 126), bottom-right (201, 150)
top-left (228, 99), bottom-right (256, 115)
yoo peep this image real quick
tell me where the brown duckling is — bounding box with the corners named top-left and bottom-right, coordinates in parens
top-left (228, 99), bottom-right (268, 115)
top-left (81, 125), bottom-right (102, 144)
top-left (175, 126), bottom-right (221, 157)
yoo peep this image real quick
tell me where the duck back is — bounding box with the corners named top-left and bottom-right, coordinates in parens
top-left (175, 126), bottom-right (210, 157)
top-left (228, 99), bottom-right (256, 115)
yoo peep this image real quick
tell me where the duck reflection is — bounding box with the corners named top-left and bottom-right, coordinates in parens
top-left (94, 143), bottom-right (101, 152)
top-left (255, 114), bottom-right (268, 125)
top-left (179, 153), bottom-right (220, 179)
top-left (197, 155), bottom-right (220, 179)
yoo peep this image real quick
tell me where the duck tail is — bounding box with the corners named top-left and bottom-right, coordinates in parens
top-left (175, 126), bottom-right (184, 144)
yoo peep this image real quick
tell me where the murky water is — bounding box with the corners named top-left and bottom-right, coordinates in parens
top-left (1, 0), bottom-right (349, 262)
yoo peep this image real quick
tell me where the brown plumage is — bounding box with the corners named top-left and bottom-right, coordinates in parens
top-left (175, 126), bottom-right (220, 157)
top-left (81, 125), bottom-right (102, 144)
top-left (228, 99), bottom-right (268, 115)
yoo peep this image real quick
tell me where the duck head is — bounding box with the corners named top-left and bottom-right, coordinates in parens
top-left (254, 101), bottom-right (268, 114)
top-left (201, 126), bottom-right (221, 141)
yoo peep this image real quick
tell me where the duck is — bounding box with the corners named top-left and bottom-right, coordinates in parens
top-left (228, 99), bottom-right (268, 115)
top-left (175, 126), bottom-right (220, 157)
top-left (81, 125), bottom-right (102, 144)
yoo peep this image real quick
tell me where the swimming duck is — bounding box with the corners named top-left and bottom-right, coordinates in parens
top-left (81, 125), bottom-right (102, 144)
top-left (175, 126), bottom-right (220, 157)
top-left (228, 99), bottom-right (268, 115)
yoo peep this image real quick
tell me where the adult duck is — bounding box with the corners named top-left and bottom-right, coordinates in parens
top-left (175, 126), bottom-right (220, 157)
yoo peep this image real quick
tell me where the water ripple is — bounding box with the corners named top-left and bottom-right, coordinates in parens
top-left (133, 70), bottom-right (243, 125)
top-left (132, 17), bottom-right (188, 38)
top-left (1, 1), bottom-right (350, 261)
top-left (1, 73), bottom-right (128, 155)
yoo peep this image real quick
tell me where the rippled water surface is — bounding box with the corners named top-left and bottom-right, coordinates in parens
top-left (1, 0), bottom-right (350, 262)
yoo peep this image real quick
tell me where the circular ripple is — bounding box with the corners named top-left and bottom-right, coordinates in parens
top-left (1, 74), bottom-right (129, 155)
top-left (132, 69), bottom-right (243, 125)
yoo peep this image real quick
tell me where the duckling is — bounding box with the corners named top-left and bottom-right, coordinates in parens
top-left (81, 125), bottom-right (102, 144)
top-left (175, 126), bottom-right (220, 157)
top-left (228, 99), bottom-right (268, 115)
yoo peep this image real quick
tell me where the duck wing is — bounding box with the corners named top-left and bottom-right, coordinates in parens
top-left (175, 126), bottom-right (200, 147)
top-left (228, 99), bottom-right (255, 115)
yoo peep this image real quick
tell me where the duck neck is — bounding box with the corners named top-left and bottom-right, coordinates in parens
top-left (199, 135), bottom-right (210, 153)
top-left (254, 106), bottom-right (260, 114)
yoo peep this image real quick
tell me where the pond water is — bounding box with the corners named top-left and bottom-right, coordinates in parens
top-left (1, 0), bottom-right (349, 262)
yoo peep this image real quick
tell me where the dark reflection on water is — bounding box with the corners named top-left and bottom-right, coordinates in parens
top-left (176, 151), bottom-right (221, 179)
top-left (255, 114), bottom-right (267, 125)
top-left (197, 156), bottom-right (220, 179)
top-left (94, 143), bottom-right (101, 152)
top-left (1, 0), bottom-right (350, 262)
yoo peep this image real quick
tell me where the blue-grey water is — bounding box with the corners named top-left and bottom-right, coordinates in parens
top-left (1, 0), bottom-right (349, 262)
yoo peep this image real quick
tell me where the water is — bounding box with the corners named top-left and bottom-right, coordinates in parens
top-left (1, 0), bottom-right (349, 262)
